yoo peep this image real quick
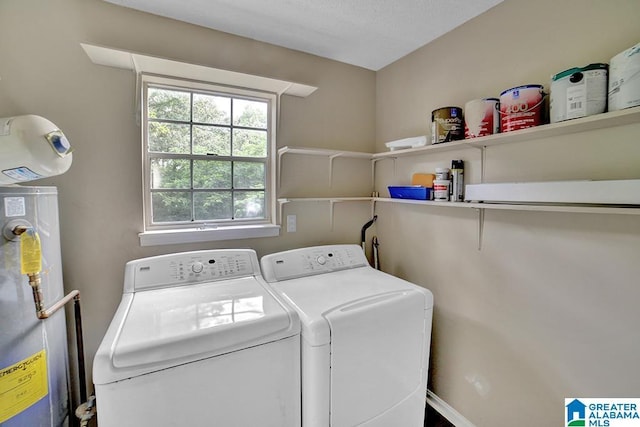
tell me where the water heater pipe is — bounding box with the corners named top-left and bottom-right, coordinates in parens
top-left (28, 273), bottom-right (79, 319)
top-left (372, 236), bottom-right (380, 270)
top-left (360, 215), bottom-right (377, 251)
top-left (13, 226), bottom-right (89, 406)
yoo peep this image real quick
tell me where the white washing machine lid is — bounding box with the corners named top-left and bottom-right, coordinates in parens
top-left (269, 267), bottom-right (433, 346)
top-left (93, 276), bottom-right (299, 384)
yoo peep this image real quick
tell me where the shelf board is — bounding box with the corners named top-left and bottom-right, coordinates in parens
top-left (467, 106), bottom-right (640, 148)
top-left (278, 146), bottom-right (373, 159)
top-left (374, 198), bottom-right (467, 207)
top-left (372, 106), bottom-right (640, 158)
top-left (280, 107), bottom-right (640, 161)
top-left (278, 107), bottom-right (640, 219)
top-left (278, 196), bottom-right (640, 215)
top-left (373, 197), bottom-right (640, 215)
top-left (372, 139), bottom-right (469, 159)
top-left (278, 197), bottom-right (373, 203)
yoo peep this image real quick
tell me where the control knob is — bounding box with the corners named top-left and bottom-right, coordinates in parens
top-left (191, 262), bottom-right (204, 274)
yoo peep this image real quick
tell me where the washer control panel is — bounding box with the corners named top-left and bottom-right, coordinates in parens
top-left (125, 249), bottom-right (261, 292)
top-left (260, 244), bottom-right (369, 282)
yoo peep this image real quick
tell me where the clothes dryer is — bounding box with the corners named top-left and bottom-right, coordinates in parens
top-left (261, 244), bottom-right (433, 427)
top-left (93, 249), bottom-right (300, 427)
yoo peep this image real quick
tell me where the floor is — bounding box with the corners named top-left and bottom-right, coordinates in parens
top-left (425, 403), bottom-right (455, 427)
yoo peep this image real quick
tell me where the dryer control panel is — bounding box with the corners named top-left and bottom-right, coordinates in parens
top-left (261, 244), bottom-right (368, 282)
top-left (123, 249), bottom-right (261, 293)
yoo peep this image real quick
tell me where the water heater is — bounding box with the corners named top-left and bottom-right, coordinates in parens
top-left (1, 187), bottom-right (70, 426)
top-left (0, 115), bottom-right (73, 185)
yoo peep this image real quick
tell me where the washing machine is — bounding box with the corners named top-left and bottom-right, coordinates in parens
top-left (93, 249), bottom-right (301, 427)
top-left (260, 244), bottom-right (433, 427)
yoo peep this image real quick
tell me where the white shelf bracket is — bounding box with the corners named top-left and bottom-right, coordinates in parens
top-left (328, 154), bottom-right (342, 188)
top-left (278, 199), bottom-right (290, 224)
top-left (371, 158), bottom-right (386, 191)
top-left (277, 150), bottom-right (287, 189)
top-left (476, 207), bottom-right (485, 251)
top-left (467, 144), bottom-right (486, 183)
top-left (329, 199), bottom-right (338, 230)
top-left (481, 146), bottom-right (487, 183)
top-left (371, 156), bottom-right (398, 186)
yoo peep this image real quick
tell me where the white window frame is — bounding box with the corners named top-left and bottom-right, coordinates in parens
top-left (139, 74), bottom-right (279, 246)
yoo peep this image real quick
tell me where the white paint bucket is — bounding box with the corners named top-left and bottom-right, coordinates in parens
top-left (433, 179), bottom-right (450, 200)
top-left (609, 42), bottom-right (640, 111)
top-left (464, 98), bottom-right (499, 138)
top-left (499, 85), bottom-right (545, 132)
top-left (550, 63), bottom-right (608, 123)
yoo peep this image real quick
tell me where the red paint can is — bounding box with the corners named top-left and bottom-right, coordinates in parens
top-left (499, 85), bottom-right (545, 132)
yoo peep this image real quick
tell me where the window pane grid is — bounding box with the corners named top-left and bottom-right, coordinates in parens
top-left (151, 189), bottom-right (265, 221)
top-left (148, 119), bottom-right (266, 131)
top-left (151, 188), bottom-right (266, 193)
top-left (149, 152), bottom-right (267, 163)
top-left (145, 82), bottom-right (270, 226)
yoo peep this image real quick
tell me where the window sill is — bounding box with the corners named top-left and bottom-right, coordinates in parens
top-left (139, 224), bottom-right (281, 247)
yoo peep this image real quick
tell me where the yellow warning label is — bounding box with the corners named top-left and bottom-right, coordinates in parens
top-left (0, 349), bottom-right (48, 423)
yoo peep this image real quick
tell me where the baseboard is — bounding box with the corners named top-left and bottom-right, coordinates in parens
top-left (426, 390), bottom-right (476, 427)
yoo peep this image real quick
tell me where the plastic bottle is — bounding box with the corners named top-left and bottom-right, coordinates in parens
top-left (20, 229), bottom-right (42, 275)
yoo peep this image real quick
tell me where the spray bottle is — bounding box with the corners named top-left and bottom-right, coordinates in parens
top-left (450, 159), bottom-right (464, 202)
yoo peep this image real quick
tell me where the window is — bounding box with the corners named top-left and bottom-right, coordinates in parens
top-left (140, 75), bottom-right (278, 245)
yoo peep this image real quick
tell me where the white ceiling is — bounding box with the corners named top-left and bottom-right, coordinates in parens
top-left (104, 0), bottom-right (503, 71)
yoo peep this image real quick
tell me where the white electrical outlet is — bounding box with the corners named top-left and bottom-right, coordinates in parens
top-left (286, 215), bottom-right (296, 232)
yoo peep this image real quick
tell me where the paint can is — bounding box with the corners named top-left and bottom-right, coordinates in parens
top-left (550, 63), bottom-right (608, 123)
top-left (499, 85), bottom-right (545, 132)
top-left (608, 42), bottom-right (640, 111)
top-left (431, 107), bottom-right (464, 144)
top-left (464, 98), bottom-right (499, 138)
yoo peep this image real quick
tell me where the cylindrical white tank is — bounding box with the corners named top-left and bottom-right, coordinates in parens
top-left (0, 116), bottom-right (73, 185)
top-left (0, 186), bottom-right (70, 426)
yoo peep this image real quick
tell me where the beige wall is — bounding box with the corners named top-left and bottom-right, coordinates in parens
top-left (2, 0), bottom-right (640, 425)
top-left (0, 0), bottom-right (375, 403)
top-left (376, 0), bottom-right (640, 425)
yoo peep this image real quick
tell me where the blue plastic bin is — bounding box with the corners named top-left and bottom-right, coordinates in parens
top-left (388, 186), bottom-right (431, 200)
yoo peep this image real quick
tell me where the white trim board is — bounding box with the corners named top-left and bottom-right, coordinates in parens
top-left (427, 390), bottom-right (476, 427)
top-left (138, 224), bottom-right (281, 246)
top-left (80, 43), bottom-right (317, 97)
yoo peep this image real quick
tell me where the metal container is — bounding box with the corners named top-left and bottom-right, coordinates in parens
top-left (431, 107), bottom-right (464, 144)
top-left (499, 85), bottom-right (545, 132)
top-left (550, 63), bottom-right (608, 123)
top-left (0, 186), bottom-right (70, 426)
